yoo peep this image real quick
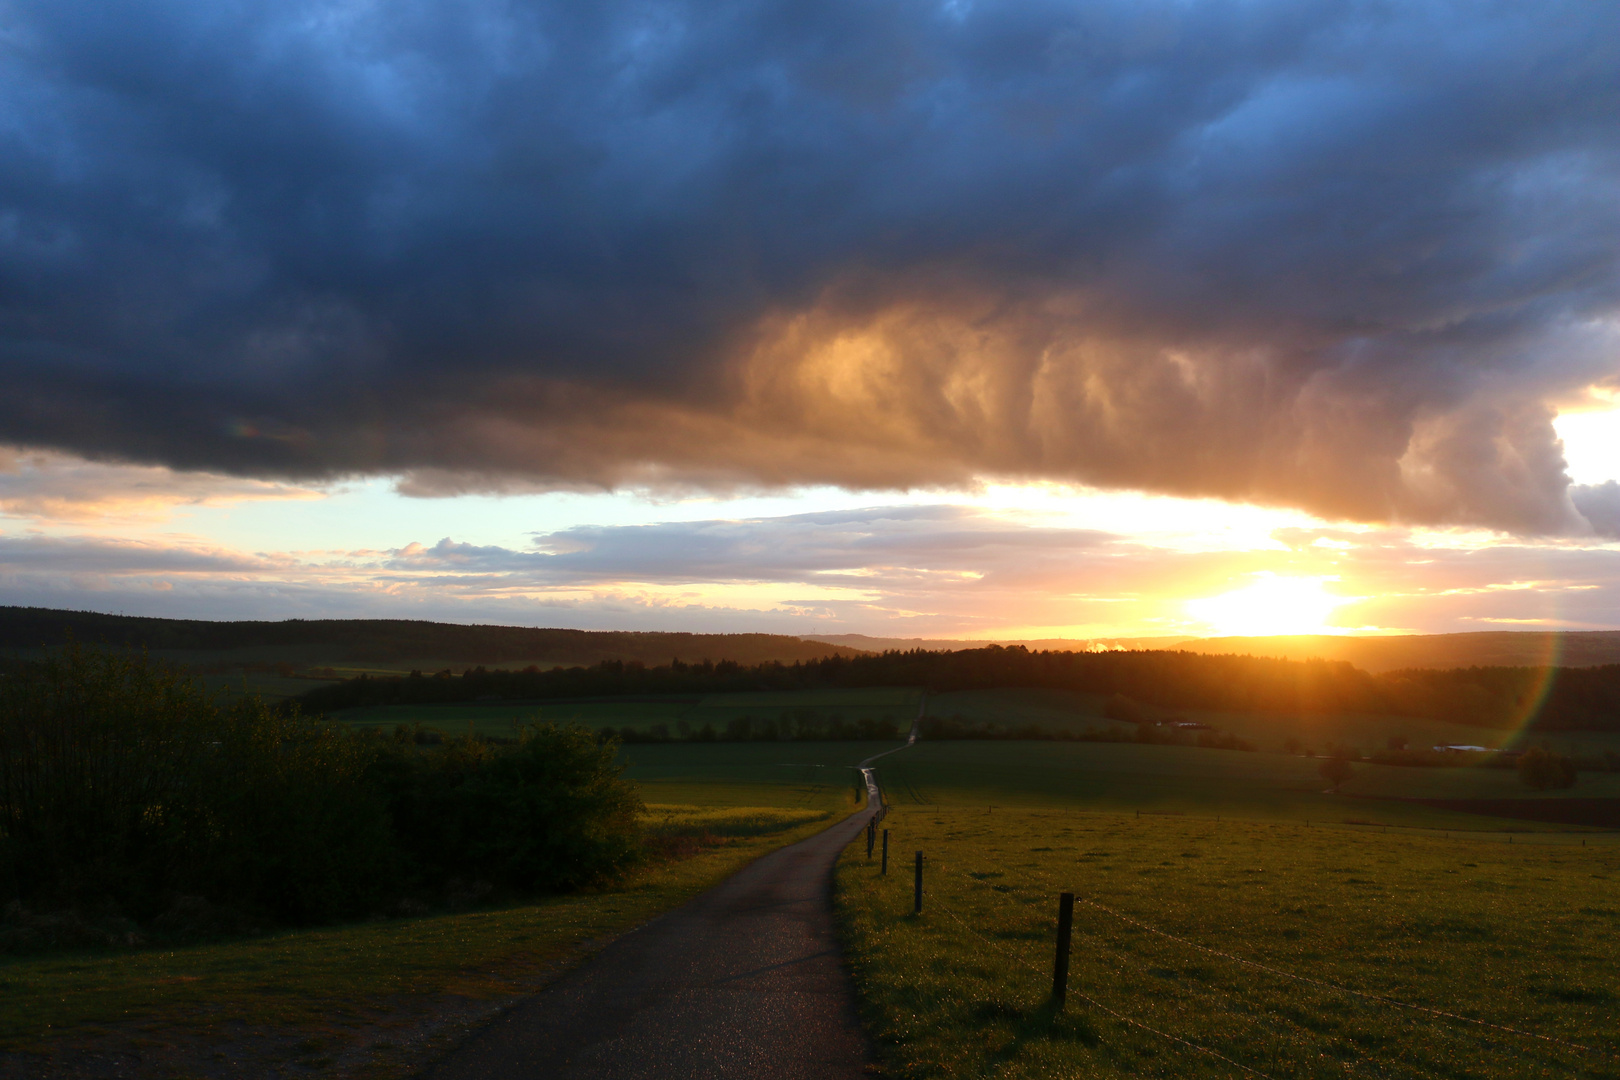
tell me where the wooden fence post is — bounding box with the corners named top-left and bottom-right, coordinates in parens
top-left (1052, 892), bottom-right (1075, 1008)
top-left (914, 851), bottom-right (923, 914)
top-left (867, 818), bottom-right (875, 859)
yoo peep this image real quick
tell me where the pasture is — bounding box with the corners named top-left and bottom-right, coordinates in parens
top-left (619, 739), bottom-right (898, 807)
top-left (869, 739), bottom-right (1620, 831)
top-left (329, 684), bottom-right (1620, 762)
top-left (928, 687), bottom-right (1620, 756)
top-left (840, 745), bottom-right (1620, 1079)
top-left (331, 686), bottom-right (922, 739)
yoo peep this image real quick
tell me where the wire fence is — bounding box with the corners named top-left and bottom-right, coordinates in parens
top-left (1074, 892), bottom-right (1603, 1058)
top-left (925, 882), bottom-right (1284, 1080)
top-left (864, 833), bottom-right (1616, 1080)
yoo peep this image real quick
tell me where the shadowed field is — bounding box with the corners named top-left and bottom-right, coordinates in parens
top-left (334, 685), bottom-right (1620, 761)
top-left (869, 740), bottom-right (1620, 831)
top-left (334, 688), bottom-right (921, 740)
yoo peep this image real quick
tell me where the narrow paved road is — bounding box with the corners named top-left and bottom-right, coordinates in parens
top-left (425, 708), bottom-right (919, 1080)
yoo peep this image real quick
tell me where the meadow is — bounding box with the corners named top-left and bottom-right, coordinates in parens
top-left (839, 743), bottom-right (1620, 1079)
top-left (868, 740), bottom-right (1620, 828)
top-left (333, 687), bottom-right (921, 740)
top-left (332, 684), bottom-right (1620, 760)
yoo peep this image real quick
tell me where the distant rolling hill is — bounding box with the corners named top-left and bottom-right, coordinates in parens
top-left (1173, 632), bottom-right (1620, 673)
top-left (804, 630), bottom-right (1620, 673)
top-left (6, 607), bottom-right (1617, 680)
top-left (801, 633), bottom-right (1193, 653)
top-left (0, 606), bottom-right (871, 673)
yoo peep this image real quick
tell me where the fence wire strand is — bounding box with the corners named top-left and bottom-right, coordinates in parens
top-left (911, 846), bottom-right (1610, 1080)
top-left (1076, 894), bottom-right (1606, 1059)
top-left (1080, 929), bottom-right (1377, 1077)
top-left (934, 861), bottom-right (1388, 1079)
top-left (868, 792), bottom-right (1614, 1078)
top-left (923, 874), bottom-right (1282, 1080)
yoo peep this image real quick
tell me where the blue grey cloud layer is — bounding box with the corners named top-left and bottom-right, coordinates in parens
top-left (1, 0), bottom-right (1616, 530)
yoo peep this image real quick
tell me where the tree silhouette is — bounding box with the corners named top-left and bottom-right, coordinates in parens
top-left (1517, 747), bottom-right (1577, 791)
top-left (1319, 755), bottom-right (1354, 792)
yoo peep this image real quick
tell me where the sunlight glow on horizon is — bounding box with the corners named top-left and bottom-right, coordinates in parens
top-left (3, 445), bottom-right (1619, 636)
top-left (1184, 574), bottom-right (1349, 638)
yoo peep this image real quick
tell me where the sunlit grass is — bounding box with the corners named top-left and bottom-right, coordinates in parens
top-left (837, 803), bottom-right (1620, 1079)
top-left (640, 803), bottom-right (833, 837)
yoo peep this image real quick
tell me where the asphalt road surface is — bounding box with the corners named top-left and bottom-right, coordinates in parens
top-left (427, 703), bottom-right (918, 1080)
top-left (425, 793), bottom-right (885, 1080)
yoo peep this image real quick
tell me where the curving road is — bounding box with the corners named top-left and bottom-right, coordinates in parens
top-left (423, 703), bottom-right (920, 1080)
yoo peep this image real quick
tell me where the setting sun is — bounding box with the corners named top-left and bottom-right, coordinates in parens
top-left (1185, 573), bottom-right (1346, 637)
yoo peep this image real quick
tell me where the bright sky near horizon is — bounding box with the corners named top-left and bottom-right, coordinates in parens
top-left (1, 0), bottom-right (1617, 639)
top-left (3, 406), bottom-right (1616, 638)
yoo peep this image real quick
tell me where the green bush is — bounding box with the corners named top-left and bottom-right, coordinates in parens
top-left (377, 724), bottom-right (642, 893)
top-left (0, 645), bottom-right (397, 923)
top-left (0, 646), bottom-right (643, 941)
top-left (1319, 754), bottom-right (1355, 791)
top-left (1517, 746), bottom-right (1577, 791)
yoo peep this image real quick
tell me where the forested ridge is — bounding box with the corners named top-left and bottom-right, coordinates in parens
top-left (299, 646), bottom-right (1620, 732)
top-left (0, 606), bottom-right (865, 666)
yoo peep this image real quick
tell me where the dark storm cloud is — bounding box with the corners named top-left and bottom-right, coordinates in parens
top-left (0, 0), bottom-right (1616, 530)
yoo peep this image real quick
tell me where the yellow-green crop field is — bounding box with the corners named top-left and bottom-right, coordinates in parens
top-left (839, 799), bottom-right (1620, 1078)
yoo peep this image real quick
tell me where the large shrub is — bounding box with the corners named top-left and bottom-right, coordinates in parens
top-left (0, 645), bottom-right (395, 922)
top-left (378, 724), bottom-right (642, 892)
top-left (1517, 747), bottom-right (1577, 791)
top-left (0, 647), bottom-right (644, 938)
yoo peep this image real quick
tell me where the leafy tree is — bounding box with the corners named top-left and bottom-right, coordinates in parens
top-left (1103, 694), bottom-right (1147, 724)
top-left (1319, 755), bottom-right (1354, 792)
top-left (0, 643), bottom-right (393, 922)
top-left (2, 646), bottom-right (647, 943)
top-left (1517, 747), bottom-right (1577, 791)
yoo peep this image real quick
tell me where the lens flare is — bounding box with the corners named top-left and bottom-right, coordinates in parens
top-left (1498, 632), bottom-right (1565, 744)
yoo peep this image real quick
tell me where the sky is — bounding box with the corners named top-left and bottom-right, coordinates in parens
top-left (1, 0), bottom-right (1617, 639)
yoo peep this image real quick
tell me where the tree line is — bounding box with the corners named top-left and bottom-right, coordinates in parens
top-left (298, 646), bottom-right (1620, 731)
top-left (0, 646), bottom-right (642, 952)
top-left (0, 605), bottom-right (863, 666)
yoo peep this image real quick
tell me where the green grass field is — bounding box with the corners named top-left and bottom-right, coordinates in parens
top-left (928, 687), bottom-right (1620, 756)
top-left (334, 698), bottom-right (698, 739)
top-left (331, 686), bottom-right (922, 739)
top-left (840, 742), bottom-right (1620, 1079)
top-left (331, 684), bottom-right (1620, 763)
top-left (868, 740), bottom-right (1620, 832)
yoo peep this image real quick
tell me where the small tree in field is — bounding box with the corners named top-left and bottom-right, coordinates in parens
top-left (1518, 747), bottom-right (1576, 791)
top-left (1319, 755), bottom-right (1354, 792)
